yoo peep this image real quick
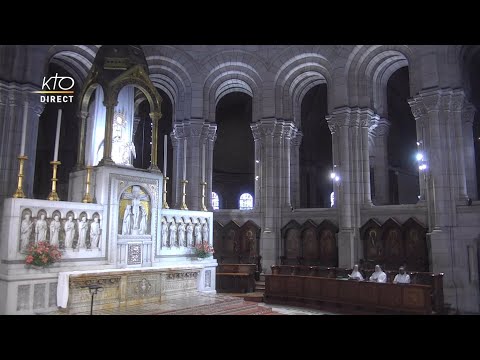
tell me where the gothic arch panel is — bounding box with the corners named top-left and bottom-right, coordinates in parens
top-left (360, 218), bottom-right (383, 266)
top-left (317, 220), bottom-right (339, 267)
top-left (300, 220), bottom-right (318, 263)
top-left (402, 217), bottom-right (429, 271)
top-left (281, 220), bottom-right (302, 264)
top-left (239, 220), bottom-right (261, 258)
top-left (382, 218), bottom-right (404, 269)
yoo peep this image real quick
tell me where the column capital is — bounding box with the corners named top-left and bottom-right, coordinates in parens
top-left (408, 98), bottom-right (428, 121)
top-left (291, 130), bottom-right (303, 147)
top-left (462, 102), bottom-right (477, 125)
top-left (149, 111), bottom-right (162, 121)
top-left (418, 90), bottom-right (441, 112)
top-left (451, 89), bottom-right (467, 112)
top-left (103, 98), bottom-right (118, 108)
top-left (359, 108), bottom-right (379, 128)
top-left (375, 118), bottom-right (391, 137)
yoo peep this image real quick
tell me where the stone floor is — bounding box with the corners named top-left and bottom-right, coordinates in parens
top-left (45, 293), bottom-right (336, 315)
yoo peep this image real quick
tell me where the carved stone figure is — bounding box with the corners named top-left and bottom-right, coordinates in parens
top-left (139, 205), bottom-right (148, 235)
top-left (161, 219), bottom-right (168, 247)
top-left (49, 215), bottom-right (61, 247)
top-left (78, 216), bottom-right (88, 249)
top-left (246, 229), bottom-right (256, 257)
top-left (122, 205), bottom-right (132, 235)
top-left (90, 217), bottom-right (101, 249)
top-left (178, 222), bottom-right (186, 247)
top-left (20, 214), bottom-right (33, 252)
top-left (186, 222), bottom-right (194, 247)
top-left (194, 221), bottom-right (202, 245)
top-left (169, 221), bottom-right (177, 247)
top-left (202, 222), bottom-right (209, 243)
top-left (35, 214), bottom-right (47, 243)
top-left (64, 215), bottom-right (76, 249)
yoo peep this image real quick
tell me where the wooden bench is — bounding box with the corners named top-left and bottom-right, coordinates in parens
top-left (271, 265), bottom-right (444, 314)
top-left (265, 274), bottom-right (432, 314)
top-left (216, 264), bottom-right (256, 293)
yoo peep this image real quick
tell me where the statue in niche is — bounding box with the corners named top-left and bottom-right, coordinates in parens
top-left (161, 219), bottom-right (168, 247)
top-left (194, 220), bottom-right (202, 245)
top-left (367, 229), bottom-right (380, 258)
top-left (178, 221), bottom-right (186, 247)
top-left (49, 215), bottom-right (61, 247)
top-left (139, 205), bottom-right (148, 235)
top-left (122, 205), bottom-right (132, 235)
top-left (112, 111), bottom-right (136, 166)
top-left (121, 186), bottom-right (149, 235)
top-left (169, 221), bottom-right (177, 247)
top-left (20, 213), bottom-right (33, 252)
top-left (35, 214), bottom-right (47, 243)
top-left (202, 222), bottom-right (209, 243)
top-left (90, 217), bottom-right (101, 249)
top-left (78, 216), bottom-right (88, 249)
top-left (186, 221), bottom-right (194, 247)
top-left (64, 215), bottom-right (76, 249)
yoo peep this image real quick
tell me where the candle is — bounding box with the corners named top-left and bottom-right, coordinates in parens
top-left (202, 143), bottom-right (205, 182)
top-left (183, 138), bottom-right (187, 180)
top-left (163, 134), bottom-right (167, 176)
top-left (20, 101), bottom-right (28, 156)
top-left (53, 109), bottom-right (62, 161)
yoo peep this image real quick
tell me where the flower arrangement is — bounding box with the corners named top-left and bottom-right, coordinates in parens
top-left (192, 241), bottom-right (214, 258)
top-left (25, 241), bottom-right (62, 267)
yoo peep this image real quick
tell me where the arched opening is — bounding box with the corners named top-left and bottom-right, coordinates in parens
top-left (211, 191), bottom-right (220, 210)
top-left (33, 63), bottom-right (80, 200)
top-left (213, 92), bottom-right (254, 209)
top-left (386, 67), bottom-right (418, 204)
top-left (239, 193), bottom-right (254, 210)
top-left (299, 84), bottom-right (332, 208)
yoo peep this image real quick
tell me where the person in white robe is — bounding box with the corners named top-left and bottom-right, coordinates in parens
top-left (369, 265), bottom-right (387, 283)
top-left (348, 264), bottom-right (364, 281)
top-left (393, 266), bottom-right (411, 284)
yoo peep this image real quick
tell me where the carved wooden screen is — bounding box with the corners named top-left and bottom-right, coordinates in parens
top-left (281, 220), bottom-right (301, 265)
top-left (301, 220), bottom-right (319, 264)
top-left (239, 220), bottom-right (261, 258)
top-left (403, 217), bottom-right (428, 271)
top-left (222, 220), bottom-right (241, 259)
top-left (360, 219), bottom-right (383, 268)
top-left (213, 221), bottom-right (224, 257)
top-left (317, 220), bottom-right (339, 267)
top-left (382, 218), bottom-right (404, 270)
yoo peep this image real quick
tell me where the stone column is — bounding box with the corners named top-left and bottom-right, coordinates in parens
top-left (170, 132), bottom-right (180, 207)
top-left (327, 108), bottom-right (355, 268)
top-left (251, 123), bottom-right (263, 212)
top-left (205, 123), bottom-right (217, 211)
top-left (282, 122), bottom-right (295, 209)
top-left (373, 118), bottom-right (391, 205)
top-left (149, 111), bottom-right (162, 172)
top-left (290, 130), bottom-right (302, 209)
top-left (99, 97), bottom-right (117, 166)
top-left (74, 111), bottom-right (89, 170)
top-left (451, 90), bottom-right (468, 202)
top-left (360, 110), bottom-right (377, 206)
top-left (462, 102), bottom-right (477, 200)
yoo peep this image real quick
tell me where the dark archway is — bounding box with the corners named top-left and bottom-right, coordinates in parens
top-left (33, 63), bottom-right (80, 200)
top-left (299, 84), bottom-right (332, 208)
top-left (213, 92), bottom-right (254, 209)
top-left (386, 67), bottom-right (418, 204)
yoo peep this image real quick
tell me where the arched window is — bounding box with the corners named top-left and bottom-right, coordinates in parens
top-left (211, 192), bottom-right (220, 210)
top-left (239, 193), bottom-right (253, 210)
top-left (330, 191), bottom-right (335, 208)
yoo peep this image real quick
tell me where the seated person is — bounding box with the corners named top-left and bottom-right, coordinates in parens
top-left (393, 266), bottom-right (411, 284)
top-left (348, 264), bottom-right (364, 281)
top-left (369, 265), bottom-right (387, 283)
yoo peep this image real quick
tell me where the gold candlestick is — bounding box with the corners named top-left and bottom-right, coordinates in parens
top-left (162, 176), bottom-right (170, 209)
top-left (13, 155), bottom-right (28, 198)
top-left (82, 166), bottom-right (93, 203)
top-left (180, 179), bottom-right (188, 210)
top-left (47, 161), bottom-right (61, 201)
top-left (200, 181), bottom-right (208, 211)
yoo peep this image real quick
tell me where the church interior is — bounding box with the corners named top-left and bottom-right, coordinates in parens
top-left (0, 44), bottom-right (479, 315)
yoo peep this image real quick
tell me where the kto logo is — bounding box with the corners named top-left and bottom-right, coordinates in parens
top-left (33, 73), bottom-right (75, 103)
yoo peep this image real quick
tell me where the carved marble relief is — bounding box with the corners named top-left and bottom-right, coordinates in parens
top-left (160, 216), bottom-right (212, 249)
top-left (119, 185), bottom-right (151, 236)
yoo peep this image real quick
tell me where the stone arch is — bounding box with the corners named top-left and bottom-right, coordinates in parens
top-left (272, 51), bottom-right (334, 122)
top-left (47, 45), bottom-right (99, 89)
top-left (146, 47), bottom-right (197, 121)
top-left (345, 45), bottom-right (416, 116)
top-left (202, 50), bottom-right (265, 122)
